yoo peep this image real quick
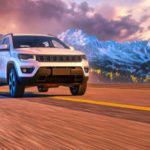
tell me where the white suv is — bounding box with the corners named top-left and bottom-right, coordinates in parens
top-left (0, 34), bottom-right (89, 97)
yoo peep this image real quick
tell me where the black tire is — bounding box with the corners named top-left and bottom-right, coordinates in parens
top-left (37, 86), bottom-right (49, 92)
top-left (70, 83), bottom-right (87, 96)
top-left (9, 68), bottom-right (25, 97)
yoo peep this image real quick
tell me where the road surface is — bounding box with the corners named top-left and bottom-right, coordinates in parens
top-left (0, 84), bottom-right (150, 150)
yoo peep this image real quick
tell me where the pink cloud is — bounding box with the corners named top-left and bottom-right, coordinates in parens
top-left (0, 0), bottom-right (149, 41)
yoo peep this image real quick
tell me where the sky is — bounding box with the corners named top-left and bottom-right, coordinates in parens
top-left (0, 0), bottom-right (149, 41)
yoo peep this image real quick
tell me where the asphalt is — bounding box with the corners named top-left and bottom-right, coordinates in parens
top-left (0, 84), bottom-right (150, 150)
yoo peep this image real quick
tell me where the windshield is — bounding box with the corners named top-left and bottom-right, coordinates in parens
top-left (13, 36), bottom-right (69, 49)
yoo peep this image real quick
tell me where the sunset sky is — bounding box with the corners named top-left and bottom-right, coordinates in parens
top-left (0, 0), bottom-right (149, 41)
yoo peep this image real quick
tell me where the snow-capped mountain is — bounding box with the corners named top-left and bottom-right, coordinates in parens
top-left (58, 28), bottom-right (150, 77)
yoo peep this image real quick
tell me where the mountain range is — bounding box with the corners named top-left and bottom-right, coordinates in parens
top-left (58, 28), bottom-right (150, 77)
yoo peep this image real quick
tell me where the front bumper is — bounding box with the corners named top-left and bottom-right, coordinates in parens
top-left (18, 67), bottom-right (88, 86)
top-left (15, 59), bottom-right (89, 78)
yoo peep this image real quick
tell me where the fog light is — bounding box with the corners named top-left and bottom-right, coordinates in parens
top-left (84, 67), bottom-right (89, 73)
top-left (21, 67), bottom-right (34, 73)
top-left (22, 68), bottom-right (27, 73)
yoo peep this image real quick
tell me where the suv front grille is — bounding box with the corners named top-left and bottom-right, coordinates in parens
top-left (36, 55), bottom-right (82, 62)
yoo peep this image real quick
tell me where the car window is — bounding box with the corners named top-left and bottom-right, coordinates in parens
top-left (2, 37), bottom-right (10, 46)
top-left (0, 37), bottom-right (10, 51)
top-left (13, 36), bottom-right (69, 49)
top-left (52, 40), bottom-right (65, 48)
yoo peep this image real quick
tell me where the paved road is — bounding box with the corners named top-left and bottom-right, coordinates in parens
top-left (0, 84), bottom-right (150, 150)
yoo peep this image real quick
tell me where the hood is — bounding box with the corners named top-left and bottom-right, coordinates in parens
top-left (14, 47), bottom-right (85, 55)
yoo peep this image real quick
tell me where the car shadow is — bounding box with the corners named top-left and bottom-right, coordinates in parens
top-left (0, 91), bottom-right (70, 98)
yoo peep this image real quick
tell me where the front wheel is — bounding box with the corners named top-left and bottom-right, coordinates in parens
top-left (9, 68), bottom-right (25, 97)
top-left (70, 83), bottom-right (87, 96)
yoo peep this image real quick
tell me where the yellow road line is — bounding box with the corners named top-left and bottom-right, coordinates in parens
top-left (52, 97), bottom-right (150, 112)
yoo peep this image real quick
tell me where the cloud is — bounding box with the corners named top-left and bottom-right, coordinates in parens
top-left (0, 0), bottom-right (148, 41)
top-left (107, 0), bottom-right (143, 6)
top-left (65, 3), bottom-right (142, 41)
top-left (0, 0), bottom-right (68, 33)
top-left (140, 15), bottom-right (150, 22)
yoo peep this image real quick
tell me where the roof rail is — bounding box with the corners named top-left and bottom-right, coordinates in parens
top-left (47, 34), bottom-right (55, 37)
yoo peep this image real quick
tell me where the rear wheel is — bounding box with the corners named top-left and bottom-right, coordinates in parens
top-left (9, 68), bottom-right (25, 97)
top-left (37, 86), bottom-right (49, 92)
top-left (70, 83), bottom-right (87, 96)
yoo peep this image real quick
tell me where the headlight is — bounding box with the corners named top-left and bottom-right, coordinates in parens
top-left (82, 55), bottom-right (87, 60)
top-left (18, 54), bottom-right (34, 61)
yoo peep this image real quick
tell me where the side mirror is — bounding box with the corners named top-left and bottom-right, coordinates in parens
top-left (69, 46), bottom-right (75, 50)
top-left (0, 44), bottom-right (9, 50)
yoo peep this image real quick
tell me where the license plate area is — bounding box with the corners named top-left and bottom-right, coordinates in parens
top-left (52, 68), bottom-right (71, 75)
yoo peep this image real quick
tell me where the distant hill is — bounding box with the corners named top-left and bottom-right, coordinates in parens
top-left (58, 28), bottom-right (150, 78)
